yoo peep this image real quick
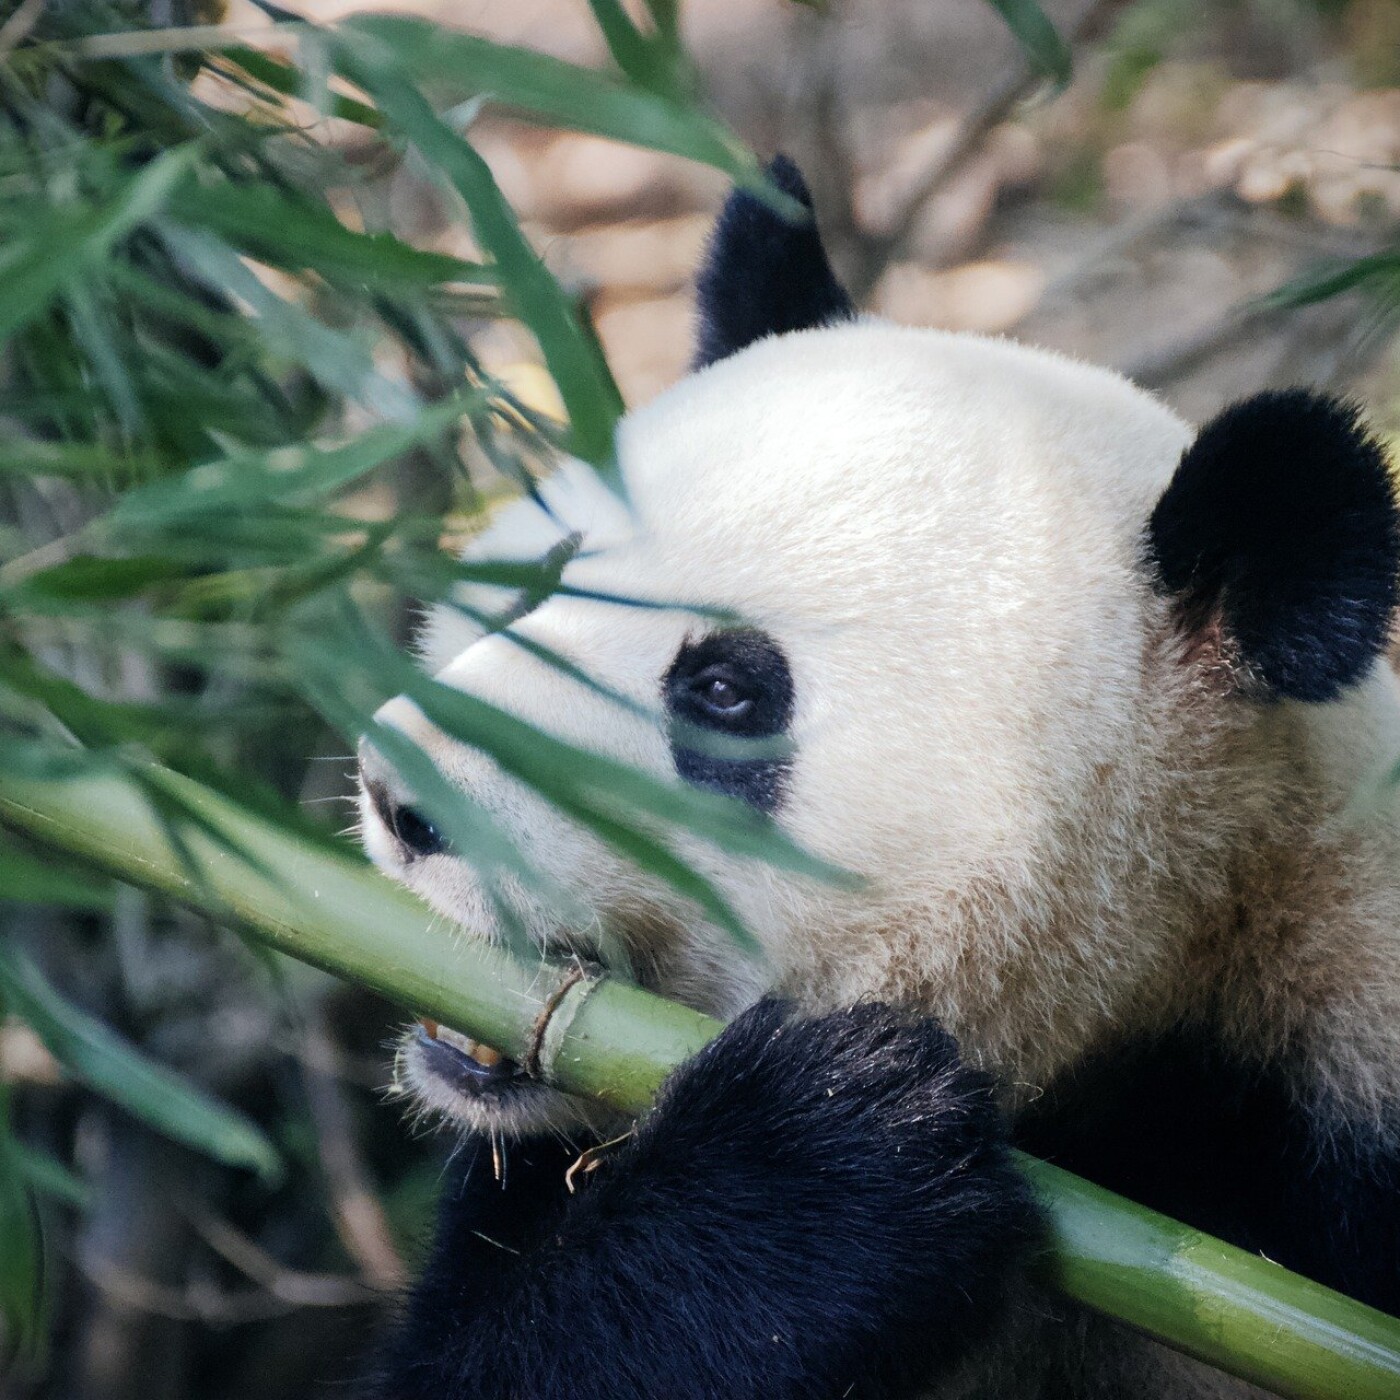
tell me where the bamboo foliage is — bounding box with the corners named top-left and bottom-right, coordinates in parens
top-left (0, 8), bottom-right (805, 1353)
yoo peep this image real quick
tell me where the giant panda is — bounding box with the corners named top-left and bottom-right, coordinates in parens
top-left (356, 157), bottom-right (1400, 1399)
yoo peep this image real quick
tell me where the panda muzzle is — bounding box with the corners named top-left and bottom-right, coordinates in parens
top-left (417, 1018), bottom-right (525, 1086)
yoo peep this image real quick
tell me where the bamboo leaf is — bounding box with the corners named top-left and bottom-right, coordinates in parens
top-left (11, 554), bottom-right (191, 602)
top-left (0, 144), bottom-right (200, 347)
top-left (986, 0), bottom-right (1073, 86)
top-left (109, 391), bottom-right (479, 529)
top-left (0, 442), bottom-right (169, 479)
top-left (221, 47), bottom-right (381, 128)
top-left (316, 607), bottom-right (850, 887)
top-left (305, 673), bottom-right (543, 897)
top-left (341, 16), bottom-right (750, 177)
top-left (0, 1094), bottom-right (43, 1364)
top-left (13, 1145), bottom-right (90, 1211)
top-left (338, 45), bottom-right (625, 477)
top-left (1262, 250), bottom-right (1400, 310)
top-left (152, 223), bottom-right (416, 418)
top-left (585, 0), bottom-right (690, 98)
top-left (0, 836), bottom-right (114, 912)
top-left (0, 947), bottom-right (282, 1183)
top-left (167, 180), bottom-right (492, 291)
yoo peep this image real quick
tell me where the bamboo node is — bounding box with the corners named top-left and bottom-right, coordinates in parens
top-left (524, 963), bottom-right (591, 1080)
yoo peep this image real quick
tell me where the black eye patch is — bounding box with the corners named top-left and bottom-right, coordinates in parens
top-left (662, 629), bottom-right (795, 813)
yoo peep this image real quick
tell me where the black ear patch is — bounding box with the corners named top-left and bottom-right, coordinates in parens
top-left (693, 155), bottom-right (855, 369)
top-left (1147, 390), bottom-right (1400, 701)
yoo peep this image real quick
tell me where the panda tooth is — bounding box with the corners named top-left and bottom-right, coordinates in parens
top-left (425, 1022), bottom-right (509, 1066)
top-left (467, 1041), bottom-right (504, 1068)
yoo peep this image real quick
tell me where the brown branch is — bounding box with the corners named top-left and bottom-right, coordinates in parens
top-left (845, 0), bottom-right (1131, 301)
top-left (81, 1253), bottom-right (369, 1327)
top-left (300, 1007), bottom-right (408, 1290)
top-left (185, 1205), bottom-right (382, 1307)
top-left (1121, 301), bottom-right (1267, 387)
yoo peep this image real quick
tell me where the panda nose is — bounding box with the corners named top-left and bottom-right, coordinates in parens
top-left (358, 741), bottom-right (448, 861)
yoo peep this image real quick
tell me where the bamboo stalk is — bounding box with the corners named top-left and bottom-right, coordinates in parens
top-left (1, 762), bottom-right (1398, 1399)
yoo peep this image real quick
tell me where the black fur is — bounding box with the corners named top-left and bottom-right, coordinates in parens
top-left (1147, 390), bottom-right (1400, 701)
top-left (663, 628), bottom-right (795, 812)
top-left (370, 1134), bottom-right (582, 1386)
top-left (1015, 1026), bottom-right (1400, 1315)
top-left (369, 1001), bottom-right (1042, 1400)
top-left (694, 156), bottom-right (855, 369)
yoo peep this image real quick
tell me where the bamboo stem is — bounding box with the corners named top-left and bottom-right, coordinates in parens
top-left (2, 762), bottom-right (1398, 1399)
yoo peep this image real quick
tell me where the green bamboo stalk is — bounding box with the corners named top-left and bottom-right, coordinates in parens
top-left (1, 762), bottom-right (1398, 1399)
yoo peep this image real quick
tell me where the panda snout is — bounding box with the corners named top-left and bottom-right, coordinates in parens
top-left (358, 741), bottom-right (448, 862)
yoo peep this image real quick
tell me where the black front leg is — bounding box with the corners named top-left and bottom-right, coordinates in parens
top-left (368, 1133), bottom-right (581, 1397)
top-left (374, 1000), bottom-right (1042, 1400)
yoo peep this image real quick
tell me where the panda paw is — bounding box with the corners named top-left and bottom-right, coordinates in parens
top-left (637, 997), bottom-right (1020, 1196)
top-left (595, 997), bottom-right (1044, 1392)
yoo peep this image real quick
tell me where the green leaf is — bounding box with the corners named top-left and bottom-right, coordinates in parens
top-left (307, 675), bottom-right (536, 890)
top-left (0, 441), bottom-right (169, 479)
top-left (167, 180), bottom-right (492, 291)
top-left (337, 45), bottom-right (625, 478)
top-left (0, 143), bottom-right (200, 347)
top-left (0, 1117), bottom-right (43, 1364)
top-left (13, 1145), bottom-right (90, 1211)
top-left (544, 784), bottom-right (760, 953)
top-left (0, 653), bottom-right (185, 750)
top-left (0, 948), bottom-right (282, 1183)
top-left (0, 837), bottom-right (115, 912)
top-left (12, 554), bottom-right (192, 602)
top-left (152, 223), bottom-right (416, 419)
top-left (407, 669), bottom-right (847, 883)
top-left (61, 285), bottom-right (143, 437)
top-left (342, 16), bottom-right (751, 177)
top-left (293, 602), bottom-right (841, 957)
top-left (108, 391), bottom-right (480, 529)
top-left (586, 0), bottom-right (691, 98)
top-left (220, 47), bottom-right (381, 128)
top-left (987, 0), bottom-right (1073, 86)
top-left (1261, 250), bottom-right (1400, 311)
top-left (314, 607), bottom-right (851, 890)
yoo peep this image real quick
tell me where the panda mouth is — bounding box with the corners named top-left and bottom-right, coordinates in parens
top-left (414, 1020), bottom-right (530, 1097)
top-left (400, 946), bottom-right (613, 1130)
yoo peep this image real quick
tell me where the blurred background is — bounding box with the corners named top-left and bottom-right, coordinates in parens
top-left (289, 0), bottom-right (1400, 416)
top-left (3, 0), bottom-right (1400, 1395)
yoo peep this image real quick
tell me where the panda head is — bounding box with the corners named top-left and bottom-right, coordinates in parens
top-left (359, 159), bottom-right (1400, 1138)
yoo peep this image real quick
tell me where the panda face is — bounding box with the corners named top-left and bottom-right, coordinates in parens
top-left (361, 322), bottom-right (1223, 1138)
top-left (364, 161), bottom-right (1400, 1143)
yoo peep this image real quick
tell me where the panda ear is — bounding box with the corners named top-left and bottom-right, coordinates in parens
top-left (1147, 390), bottom-right (1400, 701)
top-left (693, 155), bottom-right (855, 369)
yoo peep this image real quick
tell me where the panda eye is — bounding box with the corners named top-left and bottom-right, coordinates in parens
top-left (661, 627), bottom-right (795, 814)
top-left (664, 631), bottom-right (792, 734)
top-left (695, 668), bottom-right (751, 717)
